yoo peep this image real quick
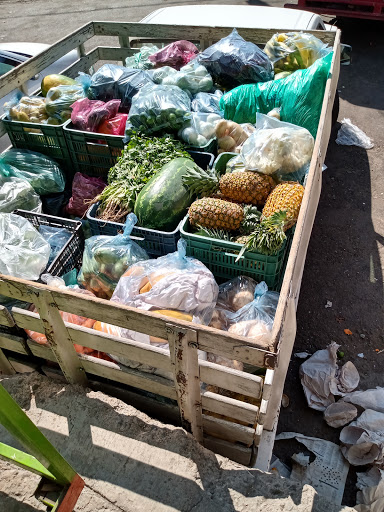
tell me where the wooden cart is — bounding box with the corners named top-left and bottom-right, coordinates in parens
top-left (0, 22), bottom-right (340, 469)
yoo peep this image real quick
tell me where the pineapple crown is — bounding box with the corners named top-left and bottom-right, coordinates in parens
top-left (241, 205), bottom-right (262, 235)
top-left (182, 166), bottom-right (220, 197)
top-left (237, 210), bottom-right (288, 259)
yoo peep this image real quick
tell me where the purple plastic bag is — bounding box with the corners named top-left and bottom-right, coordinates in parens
top-left (71, 98), bottom-right (121, 132)
top-left (149, 40), bottom-right (199, 70)
top-left (65, 172), bottom-right (106, 217)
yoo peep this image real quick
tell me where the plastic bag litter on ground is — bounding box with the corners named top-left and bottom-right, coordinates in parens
top-left (336, 118), bottom-right (374, 149)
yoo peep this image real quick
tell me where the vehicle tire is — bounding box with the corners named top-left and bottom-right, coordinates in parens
top-left (332, 90), bottom-right (340, 127)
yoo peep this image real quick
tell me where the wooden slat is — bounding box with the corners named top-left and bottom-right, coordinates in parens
top-left (0, 349), bottom-right (16, 375)
top-left (0, 306), bottom-right (15, 327)
top-left (93, 21), bottom-right (336, 44)
top-left (27, 340), bottom-right (56, 362)
top-left (202, 414), bottom-right (254, 447)
top-left (201, 391), bottom-right (258, 425)
top-left (98, 47), bottom-right (139, 61)
top-left (200, 360), bottom-right (263, 399)
top-left (0, 333), bottom-right (29, 355)
top-left (0, 22), bottom-right (94, 100)
top-left (33, 290), bottom-right (87, 386)
top-left (59, 48), bottom-right (100, 79)
top-left (0, 276), bottom-right (276, 367)
top-left (12, 309), bottom-right (264, 407)
top-left (12, 308), bottom-right (173, 373)
top-left (80, 355), bottom-right (177, 400)
top-left (167, 324), bottom-right (203, 443)
top-left (203, 435), bottom-right (252, 466)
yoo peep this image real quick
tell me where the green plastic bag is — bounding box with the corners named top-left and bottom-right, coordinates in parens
top-left (219, 53), bottom-right (333, 138)
top-left (0, 149), bottom-right (66, 195)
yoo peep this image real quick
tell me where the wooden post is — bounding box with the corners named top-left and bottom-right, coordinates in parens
top-left (0, 349), bottom-right (15, 375)
top-left (167, 323), bottom-right (203, 443)
top-left (33, 291), bottom-right (88, 386)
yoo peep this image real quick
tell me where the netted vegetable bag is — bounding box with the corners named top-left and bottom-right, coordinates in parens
top-left (78, 213), bottom-right (149, 299)
top-left (219, 52), bottom-right (333, 138)
top-left (195, 28), bottom-right (273, 89)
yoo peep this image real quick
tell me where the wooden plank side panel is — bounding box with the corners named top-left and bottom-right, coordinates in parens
top-left (0, 306), bottom-right (15, 327)
top-left (0, 276), bottom-right (276, 368)
top-left (201, 391), bottom-right (258, 425)
top-left (59, 48), bottom-right (101, 79)
top-left (203, 435), bottom-right (252, 466)
top-left (93, 21), bottom-right (336, 44)
top-left (202, 414), bottom-right (254, 447)
top-left (0, 349), bottom-right (16, 375)
top-left (0, 333), bottom-right (29, 355)
top-left (0, 22), bottom-right (94, 100)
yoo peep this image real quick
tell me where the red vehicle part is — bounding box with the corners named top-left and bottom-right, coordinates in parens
top-left (285, 0), bottom-right (384, 20)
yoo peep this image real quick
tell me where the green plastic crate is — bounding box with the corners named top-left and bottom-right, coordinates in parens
top-left (1, 115), bottom-right (72, 173)
top-left (213, 151), bottom-right (238, 174)
top-left (188, 137), bottom-right (217, 156)
top-left (64, 122), bottom-right (125, 178)
top-left (180, 216), bottom-right (291, 290)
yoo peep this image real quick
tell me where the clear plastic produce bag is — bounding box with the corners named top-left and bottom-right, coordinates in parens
top-left (264, 32), bottom-right (331, 74)
top-left (78, 213), bottom-right (149, 299)
top-left (85, 64), bottom-right (154, 112)
top-left (0, 213), bottom-right (50, 281)
top-left (4, 94), bottom-right (49, 125)
top-left (65, 172), bottom-right (106, 217)
top-left (0, 176), bottom-right (41, 213)
top-left (179, 112), bottom-right (221, 147)
top-left (94, 239), bottom-right (218, 375)
top-left (217, 282), bottom-right (279, 348)
top-left (215, 119), bottom-right (255, 153)
top-left (220, 52), bottom-right (333, 138)
top-left (38, 225), bottom-right (72, 266)
top-left (70, 98), bottom-right (121, 132)
top-left (151, 61), bottom-right (213, 94)
top-left (239, 113), bottom-right (314, 179)
top-left (191, 90), bottom-right (223, 114)
top-left (196, 28), bottom-right (273, 89)
top-left (125, 44), bottom-right (159, 70)
top-left (128, 84), bottom-right (191, 134)
top-left (0, 149), bottom-right (65, 195)
top-left (148, 40), bottom-right (199, 70)
top-left (45, 84), bottom-right (86, 123)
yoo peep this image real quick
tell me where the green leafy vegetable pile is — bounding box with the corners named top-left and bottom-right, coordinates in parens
top-left (95, 133), bottom-right (191, 223)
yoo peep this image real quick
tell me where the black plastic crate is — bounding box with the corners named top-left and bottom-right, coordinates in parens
top-left (13, 210), bottom-right (84, 277)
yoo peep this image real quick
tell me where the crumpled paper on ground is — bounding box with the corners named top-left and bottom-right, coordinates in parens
top-left (356, 467), bottom-right (384, 491)
top-left (324, 402), bottom-right (358, 428)
top-left (355, 479), bottom-right (384, 512)
top-left (339, 410), bottom-right (384, 465)
top-left (336, 118), bottom-right (374, 149)
top-left (300, 342), bottom-right (360, 411)
top-left (275, 432), bottom-right (349, 505)
top-left (343, 388), bottom-right (384, 413)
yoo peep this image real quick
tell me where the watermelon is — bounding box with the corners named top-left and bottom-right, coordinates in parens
top-left (134, 157), bottom-right (199, 231)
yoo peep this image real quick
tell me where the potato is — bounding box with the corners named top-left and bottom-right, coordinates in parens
top-left (218, 135), bottom-right (236, 152)
top-left (215, 120), bottom-right (229, 139)
top-left (231, 290), bottom-right (254, 312)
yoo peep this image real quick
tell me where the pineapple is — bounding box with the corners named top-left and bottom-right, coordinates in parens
top-left (189, 198), bottom-right (244, 231)
top-left (262, 182), bottom-right (305, 230)
top-left (182, 167), bottom-right (275, 206)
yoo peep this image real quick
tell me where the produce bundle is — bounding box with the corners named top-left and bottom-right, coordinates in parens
top-left (219, 52), bottom-right (333, 138)
top-left (85, 64), bottom-right (154, 113)
top-left (78, 213), bottom-right (149, 299)
top-left (239, 114), bottom-right (314, 178)
top-left (125, 44), bottom-right (159, 70)
top-left (215, 119), bottom-right (255, 153)
top-left (264, 32), bottom-right (331, 74)
top-left (127, 84), bottom-right (191, 134)
top-left (93, 239), bottom-right (218, 375)
top-left (191, 90), bottom-right (223, 115)
top-left (0, 176), bottom-right (41, 213)
top-left (148, 40), bottom-right (199, 70)
top-left (179, 113), bottom-right (222, 147)
top-left (70, 98), bottom-right (121, 132)
top-left (195, 28), bottom-right (273, 89)
top-left (45, 84), bottom-right (85, 123)
top-left (151, 62), bottom-right (213, 94)
top-left (0, 149), bottom-right (65, 195)
top-left (96, 133), bottom-right (190, 223)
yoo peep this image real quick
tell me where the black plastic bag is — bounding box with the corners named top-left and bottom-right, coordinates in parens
top-left (195, 29), bottom-right (273, 89)
top-left (86, 64), bottom-right (154, 112)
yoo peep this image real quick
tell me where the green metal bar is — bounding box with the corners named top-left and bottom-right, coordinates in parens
top-left (0, 383), bottom-right (77, 486)
top-left (0, 442), bottom-right (57, 481)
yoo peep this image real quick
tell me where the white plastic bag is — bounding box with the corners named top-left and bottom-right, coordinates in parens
top-left (336, 118), bottom-right (374, 149)
top-left (179, 112), bottom-right (222, 147)
top-left (240, 113), bottom-right (314, 178)
top-left (0, 213), bottom-right (50, 281)
top-left (151, 62), bottom-right (213, 94)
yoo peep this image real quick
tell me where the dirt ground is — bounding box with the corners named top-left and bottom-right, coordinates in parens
top-left (0, 373), bottom-right (356, 512)
top-left (0, 0), bottom-right (383, 509)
